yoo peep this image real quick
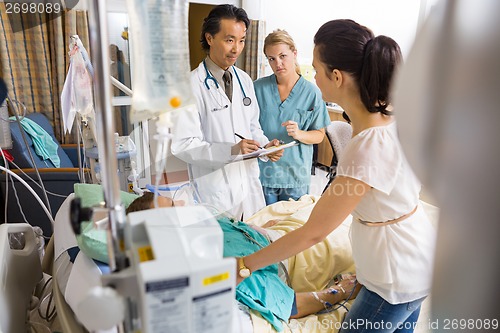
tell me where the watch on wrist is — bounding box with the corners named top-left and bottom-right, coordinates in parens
top-left (237, 257), bottom-right (251, 278)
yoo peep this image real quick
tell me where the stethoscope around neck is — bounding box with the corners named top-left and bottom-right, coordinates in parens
top-left (203, 60), bottom-right (252, 106)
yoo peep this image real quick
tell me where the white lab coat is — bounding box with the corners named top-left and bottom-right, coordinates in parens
top-left (171, 62), bottom-right (268, 219)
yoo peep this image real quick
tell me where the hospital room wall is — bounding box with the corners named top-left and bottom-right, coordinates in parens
top-left (250, 0), bottom-right (439, 78)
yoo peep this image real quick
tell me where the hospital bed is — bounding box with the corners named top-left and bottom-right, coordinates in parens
top-left (51, 186), bottom-right (360, 333)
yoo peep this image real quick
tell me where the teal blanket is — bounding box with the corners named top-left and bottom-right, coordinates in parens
top-left (11, 116), bottom-right (60, 167)
top-left (219, 217), bottom-right (294, 332)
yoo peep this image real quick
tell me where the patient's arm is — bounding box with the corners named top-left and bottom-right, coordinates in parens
top-left (292, 275), bottom-right (361, 319)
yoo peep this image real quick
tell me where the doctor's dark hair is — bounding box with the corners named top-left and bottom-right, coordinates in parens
top-left (314, 19), bottom-right (402, 116)
top-left (200, 4), bottom-right (250, 52)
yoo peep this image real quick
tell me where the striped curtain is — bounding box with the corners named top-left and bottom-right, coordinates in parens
top-left (0, 6), bottom-right (89, 144)
top-left (243, 19), bottom-right (266, 81)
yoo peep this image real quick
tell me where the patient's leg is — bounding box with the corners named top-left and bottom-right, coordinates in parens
top-left (291, 277), bottom-right (361, 318)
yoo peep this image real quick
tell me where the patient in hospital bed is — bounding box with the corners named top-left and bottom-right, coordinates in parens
top-left (54, 184), bottom-right (358, 333)
top-left (126, 192), bottom-right (360, 326)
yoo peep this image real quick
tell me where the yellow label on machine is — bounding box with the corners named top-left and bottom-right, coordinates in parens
top-left (203, 272), bottom-right (229, 286)
top-left (137, 246), bottom-right (154, 262)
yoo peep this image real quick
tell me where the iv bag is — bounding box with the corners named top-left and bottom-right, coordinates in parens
top-left (126, 0), bottom-right (194, 123)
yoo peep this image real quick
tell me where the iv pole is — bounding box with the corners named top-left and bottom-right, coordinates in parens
top-left (86, 0), bottom-right (127, 273)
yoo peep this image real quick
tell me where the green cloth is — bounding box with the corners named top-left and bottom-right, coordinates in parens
top-left (11, 116), bottom-right (60, 167)
top-left (74, 183), bottom-right (139, 264)
top-left (218, 217), bottom-right (294, 332)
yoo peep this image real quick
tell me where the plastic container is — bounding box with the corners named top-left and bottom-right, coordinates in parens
top-left (126, 0), bottom-right (194, 122)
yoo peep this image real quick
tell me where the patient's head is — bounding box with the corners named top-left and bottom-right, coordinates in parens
top-left (126, 192), bottom-right (184, 214)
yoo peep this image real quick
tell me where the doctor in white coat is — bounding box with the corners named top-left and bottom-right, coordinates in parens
top-left (171, 5), bottom-right (282, 219)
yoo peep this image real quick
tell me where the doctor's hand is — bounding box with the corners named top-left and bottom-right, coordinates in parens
top-left (265, 139), bottom-right (284, 162)
top-left (282, 120), bottom-right (303, 141)
top-left (237, 139), bottom-right (261, 154)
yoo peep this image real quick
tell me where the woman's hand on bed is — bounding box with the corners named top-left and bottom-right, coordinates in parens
top-left (248, 224), bottom-right (269, 236)
top-left (262, 219), bottom-right (281, 228)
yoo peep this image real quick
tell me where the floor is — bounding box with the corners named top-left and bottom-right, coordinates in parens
top-left (309, 167), bottom-right (432, 333)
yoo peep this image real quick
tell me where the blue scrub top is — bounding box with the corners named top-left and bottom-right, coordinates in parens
top-left (254, 75), bottom-right (330, 188)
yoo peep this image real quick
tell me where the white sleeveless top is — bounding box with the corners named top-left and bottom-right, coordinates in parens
top-left (337, 122), bottom-right (436, 304)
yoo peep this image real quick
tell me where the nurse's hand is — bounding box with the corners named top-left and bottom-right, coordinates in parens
top-left (282, 120), bottom-right (303, 141)
top-left (265, 139), bottom-right (284, 162)
top-left (238, 139), bottom-right (261, 154)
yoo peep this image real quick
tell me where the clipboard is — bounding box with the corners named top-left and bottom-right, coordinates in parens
top-left (232, 140), bottom-right (298, 161)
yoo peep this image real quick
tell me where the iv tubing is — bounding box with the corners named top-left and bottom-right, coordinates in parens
top-left (0, 165), bottom-right (55, 228)
top-left (1, 149), bottom-right (9, 223)
top-left (8, 96), bottom-right (53, 216)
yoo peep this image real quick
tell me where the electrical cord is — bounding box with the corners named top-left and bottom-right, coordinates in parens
top-left (7, 96), bottom-right (52, 216)
top-left (26, 275), bottom-right (55, 333)
top-left (11, 179), bottom-right (29, 223)
top-left (0, 97), bottom-right (26, 121)
top-left (1, 148), bottom-right (10, 223)
top-left (36, 276), bottom-right (56, 322)
top-left (1, 147), bottom-right (55, 228)
top-left (0, 166), bottom-right (55, 227)
top-left (1, 146), bottom-right (30, 225)
top-left (77, 117), bottom-right (94, 183)
top-left (7, 159), bottom-right (70, 198)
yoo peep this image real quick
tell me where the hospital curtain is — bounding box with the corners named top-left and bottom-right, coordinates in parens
top-left (0, 6), bottom-right (89, 144)
top-left (243, 20), bottom-right (266, 80)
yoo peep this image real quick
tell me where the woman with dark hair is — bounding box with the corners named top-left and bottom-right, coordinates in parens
top-left (237, 19), bottom-right (436, 332)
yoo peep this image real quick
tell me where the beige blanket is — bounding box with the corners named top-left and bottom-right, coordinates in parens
top-left (246, 195), bottom-right (356, 333)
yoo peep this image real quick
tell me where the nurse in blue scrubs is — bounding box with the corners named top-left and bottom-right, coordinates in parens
top-left (254, 30), bottom-right (330, 205)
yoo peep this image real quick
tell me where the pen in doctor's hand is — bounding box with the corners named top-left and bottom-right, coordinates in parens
top-left (234, 133), bottom-right (263, 149)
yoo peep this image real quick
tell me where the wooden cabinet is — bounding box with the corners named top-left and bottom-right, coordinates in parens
top-left (316, 111), bottom-right (345, 167)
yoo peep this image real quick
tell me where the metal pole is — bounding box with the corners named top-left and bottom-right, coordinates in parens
top-left (86, 0), bottom-right (127, 272)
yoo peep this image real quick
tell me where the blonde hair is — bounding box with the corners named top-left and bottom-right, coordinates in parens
top-left (264, 29), bottom-right (301, 75)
